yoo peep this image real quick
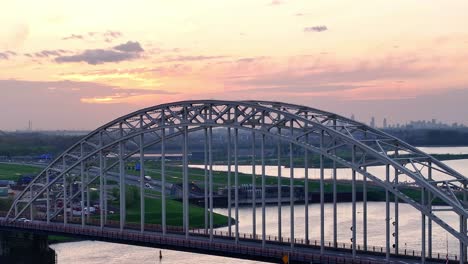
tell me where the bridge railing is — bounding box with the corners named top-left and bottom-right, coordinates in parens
top-left (0, 219), bottom-right (390, 264)
top-left (0, 217), bottom-right (461, 262)
top-left (188, 228), bottom-right (461, 262)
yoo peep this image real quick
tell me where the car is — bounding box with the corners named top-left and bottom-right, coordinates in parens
top-left (17, 218), bottom-right (31, 223)
top-left (145, 183), bottom-right (153, 189)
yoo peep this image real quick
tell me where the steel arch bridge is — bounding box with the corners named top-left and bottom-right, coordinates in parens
top-left (5, 100), bottom-right (468, 263)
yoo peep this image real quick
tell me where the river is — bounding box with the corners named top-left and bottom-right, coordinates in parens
top-left (51, 147), bottom-right (467, 263)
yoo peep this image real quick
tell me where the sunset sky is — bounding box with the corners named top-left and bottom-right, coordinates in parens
top-left (1, 0), bottom-right (467, 130)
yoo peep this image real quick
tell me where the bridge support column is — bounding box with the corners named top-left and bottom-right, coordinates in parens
top-left (461, 215), bottom-right (467, 264)
top-left (161, 127), bottom-right (167, 236)
top-left (252, 131), bottom-right (256, 239)
top-left (46, 170), bottom-right (50, 224)
top-left (363, 165), bottom-right (367, 251)
top-left (0, 231), bottom-right (55, 264)
top-left (183, 122), bottom-right (189, 238)
top-left (304, 137), bottom-right (309, 245)
top-left (234, 128), bottom-right (239, 244)
top-left (351, 145), bottom-right (356, 258)
top-left (81, 143), bottom-right (85, 227)
top-left (209, 126), bottom-right (214, 242)
top-left (394, 166), bottom-right (399, 255)
top-left (320, 130), bottom-right (325, 255)
top-left (204, 128), bottom-right (208, 234)
top-left (119, 135), bottom-right (126, 231)
top-left (277, 132), bottom-right (282, 243)
top-left (332, 123), bottom-right (337, 248)
top-left (99, 131), bottom-right (104, 230)
top-left (385, 164), bottom-right (390, 262)
top-left (261, 134), bottom-right (266, 248)
top-left (421, 187), bottom-right (426, 264)
top-left (103, 153), bottom-right (108, 226)
top-left (427, 163), bottom-right (432, 258)
top-left (289, 120), bottom-right (294, 249)
top-left (139, 129), bottom-right (145, 233)
top-left (227, 126), bottom-right (232, 237)
top-left (463, 183), bottom-right (467, 263)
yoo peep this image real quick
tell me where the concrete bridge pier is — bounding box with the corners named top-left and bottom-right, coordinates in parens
top-left (0, 231), bottom-right (56, 264)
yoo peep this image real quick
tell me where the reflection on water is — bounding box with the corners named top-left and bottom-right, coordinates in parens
top-left (52, 147), bottom-right (467, 263)
top-left (51, 241), bottom-right (267, 264)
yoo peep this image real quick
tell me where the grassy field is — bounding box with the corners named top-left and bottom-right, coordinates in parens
top-left (128, 161), bottom-right (376, 193)
top-left (0, 163), bottom-right (42, 181)
top-left (107, 196), bottom-right (229, 228)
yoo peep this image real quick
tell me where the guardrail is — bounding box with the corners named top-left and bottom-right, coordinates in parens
top-left (0, 219), bottom-right (391, 264)
top-left (0, 218), bottom-right (462, 263)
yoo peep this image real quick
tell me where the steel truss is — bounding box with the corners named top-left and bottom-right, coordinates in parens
top-left (6, 100), bottom-right (468, 263)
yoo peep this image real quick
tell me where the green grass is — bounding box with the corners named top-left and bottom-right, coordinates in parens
top-left (108, 196), bottom-right (229, 228)
top-left (0, 163), bottom-right (42, 181)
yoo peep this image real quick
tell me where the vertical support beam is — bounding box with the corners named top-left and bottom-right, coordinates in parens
top-left (394, 164), bottom-right (399, 254)
top-left (427, 162), bottom-right (432, 258)
top-left (99, 132), bottom-right (104, 229)
top-left (252, 131), bottom-right (256, 238)
top-left (351, 145), bottom-right (356, 258)
top-left (304, 137), bottom-right (309, 245)
top-left (461, 215), bottom-right (466, 264)
top-left (385, 164), bottom-right (390, 261)
top-left (139, 115), bottom-right (145, 233)
top-left (422, 186), bottom-right (426, 263)
top-left (183, 120), bottom-right (189, 238)
top-left (463, 183), bottom-right (467, 263)
top-left (277, 131), bottom-right (282, 242)
top-left (227, 126), bottom-right (232, 236)
top-left (63, 158), bottom-right (67, 225)
top-left (234, 128), bottom-right (239, 244)
top-left (69, 180), bottom-right (73, 223)
top-left (119, 123), bottom-right (125, 231)
top-left (204, 128), bottom-right (208, 234)
top-left (80, 143), bottom-right (85, 227)
top-left (261, 134), bottom-right (266, 248)
top-left (103, 154), bottom-right (108, 225)
top-left (86, 169), bottom-right (90, 223)
top-left (363, 164), bottom-right (367, 251)
top-left (209, 126), bottom-right (214, 242)
top-left (46, 170), bottom-right (50, 224)
top-left (320, 130), bottom-right (325, 255)
top-left (289, 120), bottom-right (294, 249)
top-left (30, 186), bottom-right (33, 220)
top-left (460, 180), bottom-right (467, 264)
top-left (161, 127), bottom-right (166, 236)
top-left (332, 120), bottom-right (337, 248)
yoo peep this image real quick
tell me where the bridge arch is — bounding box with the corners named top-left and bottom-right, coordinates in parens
top-left (6, 100), bottom-right (467, 262)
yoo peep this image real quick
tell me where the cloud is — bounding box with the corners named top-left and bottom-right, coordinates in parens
top-left (103, 30), bottom-right (122, 42)
top-left (55, 49), bottom-right (139, 65)
top-left (62, 30), bottom-right (122, 42)
top-left (55, 41), bottom-right (144, 65)
top-left (304, 26), bottom-right (328, 32)
top-left (0, 51), bottom-right (18, 60)
top-left (33, 49), bottom-right (70, 58)
top-left (62, 34), bottom-right (84, 40)
top-left (113, 41), bottom-right (144, 52)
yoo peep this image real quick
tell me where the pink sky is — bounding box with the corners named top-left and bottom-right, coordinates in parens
top-left (1, 0), bottom-right (467, 130)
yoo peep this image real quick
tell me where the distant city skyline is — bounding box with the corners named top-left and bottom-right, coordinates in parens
top-left (1, 0), bottom-right (468, 130)
top-left (5, 116), bottom-right (466, 132)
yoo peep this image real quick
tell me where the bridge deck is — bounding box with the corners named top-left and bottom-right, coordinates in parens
top-left (0, 218), bottom-right (460, 264)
